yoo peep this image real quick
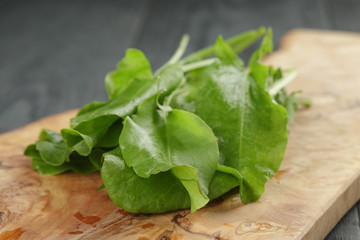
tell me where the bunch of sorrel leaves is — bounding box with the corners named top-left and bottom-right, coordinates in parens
top-left (25, 27), bottom-right (310, 213)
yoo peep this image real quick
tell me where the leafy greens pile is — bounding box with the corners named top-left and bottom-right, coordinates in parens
top-left (24, 27), bottom-right (310, 213)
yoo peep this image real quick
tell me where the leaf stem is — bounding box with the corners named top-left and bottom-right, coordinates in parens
top-left (163, 77), bottom-right (187, 108)
top-left (155, 34), bottom-right (190, 76)
top-left (156, 94), bottom-right (172, 123)
top-left (181, 27), bottom-right (266, 63)
top-left (167, 34), bottom-right (190, 65)
top-left (182, 58), bottom-right (216, 72)
top-left (268, 69), bottom-right (298, 97)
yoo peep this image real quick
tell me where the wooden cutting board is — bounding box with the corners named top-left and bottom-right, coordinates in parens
top-left (1, 29), bottom-right (360, 240)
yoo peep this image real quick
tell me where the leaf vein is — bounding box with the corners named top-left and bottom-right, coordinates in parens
top-left (238, 77), bottom-right (248, 169)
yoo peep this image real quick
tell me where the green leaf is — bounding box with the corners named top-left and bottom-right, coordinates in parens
top-left (35, 129), bottom-right (68, 166)
top-left (214, 36), bottom-right (244, 69)
top-left (119, 96), bottom-right (219, 212)
top-left (96, 184), bottom-right (105, 191)
top-left (24, 144), bottom-right (41, 158)
top-left (70, 80), bottom-right (154, 129)
top-left (30, 150), bottom-right (98, 175)
top-left (67, 152), bottom-right (99, 174)
top-left (101, 148), bottom-right (191, 213)
top-left (24, 29), bottom-right (307, 214)
top-left (75, 101), bottom-right (107, 117)
top-left (249, 28), bottom-right (273, 66)
top-left (95, 119), bottom-right (123, 148)
top-left (249, 29), bottom-right (273, 89)
top-left (88, 148), bottom-right (106, 170)
top-left (72, 63), bottom-right (183, 128)
top-left (35, 140), bottom-right (68, 166)
top-left (62, 63), bottom-right (184, 157)
top-left (171, 59), bottom-right (288, 203)
top-left (25, 131), bottom-right (99, 174)
top-left (182, 27), bottom-right (266, 63)
top-left (32, 158), bottom-right (72, 175)
top-left (64, 76), bottom-right (155, 154)
top-left (61, 115), bottom-right (119, 156)
top-left (38, 129), bottom-right (63, 142)
top-left (208, 165), bottom-right (242, 200)
top-left (105, 49), bottom-right (153, 100)
top-left (171, 166), bottom-right (209, 212)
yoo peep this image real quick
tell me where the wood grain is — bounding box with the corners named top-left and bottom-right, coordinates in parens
top-left (1, 29), bottom-right (360, 240)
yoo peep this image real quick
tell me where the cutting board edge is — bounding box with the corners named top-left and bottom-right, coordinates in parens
top-left (301, 172), bottom-right (360, 240)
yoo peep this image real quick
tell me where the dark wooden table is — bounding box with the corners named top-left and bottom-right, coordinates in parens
top-left (1, 0), bottom-right (359, 239)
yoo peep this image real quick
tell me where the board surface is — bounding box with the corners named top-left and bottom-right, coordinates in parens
top-left (1, 29), bottom-right (360, 240)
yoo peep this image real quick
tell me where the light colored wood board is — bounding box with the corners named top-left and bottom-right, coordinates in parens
top-left (264, 29), bottom-right (360, 240)
top-left (1, 29), bottom-right (360, 240)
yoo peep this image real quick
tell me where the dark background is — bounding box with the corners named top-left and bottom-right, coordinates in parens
top-left (1, 0), bottom-right (359, 238)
